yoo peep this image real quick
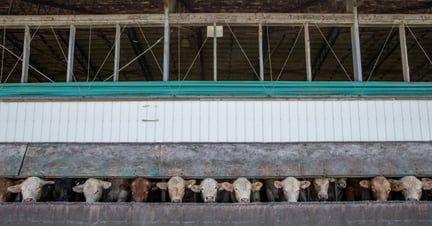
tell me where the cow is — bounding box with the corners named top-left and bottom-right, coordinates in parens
top-left (310, 177), bottom-right (335, 201)
top-left (358, 176), bottom-right (390, 201)
top-left (72, 178), bottom-right (111, 203)
top-left (7, 177), bottom-right (55, 202)
top-left (273, 177), bottom-right (311, 202)
top-left (105, 179), bottom-right (130, 202)
top-left (52, 178), bottom-right (77, 202)
top-left (389, 176), bottom-right (432, 201)
top-left (156, 176), bottom-right (196, 203)
top-left (265, 179), bottom-right (283, 202)
top-left (130, 178), bottom-right (152, 202)
top-left (190, 178), bottom-right (223, 203)
top-left (221, 177), bottom-right (263, 203)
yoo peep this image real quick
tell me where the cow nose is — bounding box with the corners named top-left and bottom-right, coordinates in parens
top-left (205, 196), bottom-right (215, 202)
top-left (318, 194), bottom-right (328, 201)
top-left (23, 198), bottom-right (35, 202)
top-left (407, 197), bottom-right (419, 201)
top-left (240, 198), bottom-right (249, 203)
top-left (172, 199), bottom-right (181, 203)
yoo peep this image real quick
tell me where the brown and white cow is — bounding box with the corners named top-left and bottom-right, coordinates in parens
top-left (105, 179), bottom-right (130, 202)
top-left (190, 178), bottom-right (222, 203)
top-left (156, 176), bottom-right (196, 203)
top-left (221, 177), bottom-right (263, 203)
top-left (274, 177), bottom-right (311, 202)
top-left (7, 177), bottom-right (55, 202)
top-left (359, 176), bottom-right (391, 201)
top-left (130, 178), bottom-right (152, 202)
top-left (72, 178), bottom-right (111, 203)
top-left (389, 176), bottom-right (432, 201)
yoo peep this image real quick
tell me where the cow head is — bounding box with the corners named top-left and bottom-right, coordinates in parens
top-left (359, 176), bottom-right (391, 201)
top-left (72, 178), bottom-right (111, 203)
top-left (191, 178), bottom-right (221, 203)
top-left (131, 178), bottom-right (152, 202)
top-left (313, 177), bottom-right (335, 201)
top-left (7, 177), bottom-right (55, 202)
top-left (390, 176), bottom-right (432, 201)
top-left (221, 177), bottom-right (263, 203)
top-left (156, 176), bottom-right (196, 203)
top-left (274, 177), bottom-right (311, 202)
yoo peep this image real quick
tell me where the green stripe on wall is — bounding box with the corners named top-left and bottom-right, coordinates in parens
top-left (0, 81), bottom-right (431, 96)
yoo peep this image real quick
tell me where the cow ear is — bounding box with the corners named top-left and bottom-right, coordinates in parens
top-left (101, 181), bottom-right (112, 189)
top-left (7, 184), bottom-right (22, 193)
top-left (72, 184), bottom-right (84, 193)
top-left (300, 181), bottom-right (311, 189)
top-left (337, 178), bottom-right (347, 188)
top-left (421, 178), bottom-right (432, 190)
top-left (185, 179), bottom-right (196, 189)
top-left (252, 182), bottom-right (263, 192)
top-left (217, 183), bottom-right (224, 191)
top-left (274, 181), bottom-right (283, 189)
top-left (359, 180), bottom-right (371, 189)
top-left (221, 182), bottom-right (234, 192)
top-left (389, 180), bottom-right (404, 192)
top-left (42, 180), bottom-right (55, 186)
top-left (156, 182), bottom-right (168, 190)
top-left (190, 185), bottom-right (201, 193)
top-left (329, 178), bottom-right (336, 182)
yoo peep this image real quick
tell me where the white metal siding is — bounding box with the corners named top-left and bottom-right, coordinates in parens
top-left (0, 100), bottom-right (431, 143)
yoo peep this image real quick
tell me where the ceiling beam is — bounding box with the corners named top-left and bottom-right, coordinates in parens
top-left (3, 13), bottom-right (432, 28)
top-left (19, 0), bottom-right (96, 14)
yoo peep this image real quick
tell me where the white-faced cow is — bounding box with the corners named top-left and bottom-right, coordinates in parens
top-left (389, 176), bottom-right (432, 201)
top-left (359, 176), bottom-right (391, 201)
top-left (130, 178), bottom-right (152, 202)
top-left (105, 179), bottom-right (130, 202)
top-left (156, 176), bottom-right (196, 203)
top-left (7, 177), bottom-right (55, 202)
top-left (72, 178), bottom-right (111, 203)
top-left (311, 177), bottom-right (335, 201)
top-left (274, 177), bottom-right (311, 202)
top-left (221, 177), bottom-right (263, 203)
top-left (190, 178), bottom-right (222, 203)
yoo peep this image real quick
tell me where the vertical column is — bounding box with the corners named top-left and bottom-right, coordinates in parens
top-left (113, 24), bottom-right (121, 82)
top-left (304, 23), bottom-right (312, 81)
top-left (213, 22), bottom-right (217, 81)
top-left (163, 0), bottom-right (170, 81)
top-left (399, 23), bottom-right (410, 82)
top-left (66, 25), bottom-right (76, 82)
top-left (351, 4), bottom-right (363, 81)
top-left (258, 23), bottom-right (264, 81)
top-left (21, 25), bottom-right (30, 83)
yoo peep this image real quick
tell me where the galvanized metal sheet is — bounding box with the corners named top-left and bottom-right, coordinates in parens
top-left (0, 202), bottom-right (431, 226)
top-left (0, 144), bottom-right (27, 176)
top-left (20, 144), bottom-right (160, 177)
top-left (12, 142), bottom-right (432, 177)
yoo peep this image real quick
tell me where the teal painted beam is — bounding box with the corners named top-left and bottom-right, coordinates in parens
top-left (0, 81), bottom-right (431, 96)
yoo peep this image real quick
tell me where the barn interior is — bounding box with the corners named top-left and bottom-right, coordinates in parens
top-left (1, 0), bottom-right (432, 84)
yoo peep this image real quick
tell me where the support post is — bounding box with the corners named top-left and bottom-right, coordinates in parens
top-left (21, 25), bottom-right (30, 83)
top-left (113, 24), bottom-right (121, 82)
top-left (351, 4), bottom-right (363, 81)
top-left (304, 23), bottom-right (312, 81)
top-left (258, 23), bottom-right (264, 81)
top-left (399, 23), bottom-right (410, 82)
top-left (163, 0), bottom-right (170, 81)
top-left (213, 22), bottom-right (217, 81)
top-left (66, 24), bottom-right (76, 82)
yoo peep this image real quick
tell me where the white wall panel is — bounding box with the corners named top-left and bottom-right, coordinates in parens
top-left (0, 99), bottom-right (431, 143)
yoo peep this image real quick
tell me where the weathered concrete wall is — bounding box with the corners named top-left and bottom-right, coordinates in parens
top-left (0, 202), bottom-right (431, 226)
top-left (0, 142), bottom-right (431, 177)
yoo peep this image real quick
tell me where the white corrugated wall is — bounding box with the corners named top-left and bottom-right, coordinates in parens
top-left (0, 100), bottom-right (431, 142)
